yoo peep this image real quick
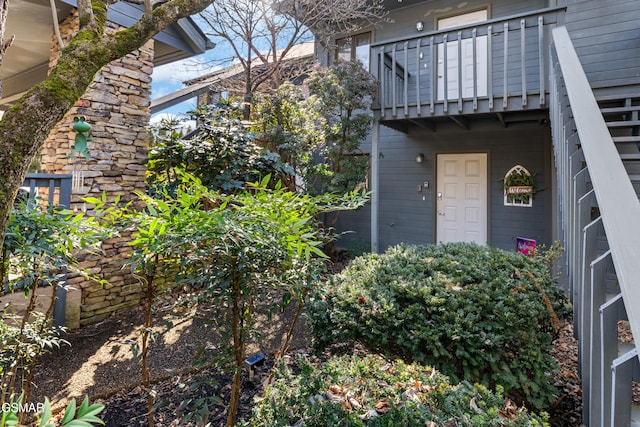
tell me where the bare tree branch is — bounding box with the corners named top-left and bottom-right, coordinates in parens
top-left (197, 0), bottom-right (387, 107)
top-left (199, 0), bottom-right (309, 104)
top-left (275, 0), bottom-right (389, 48)
top-left (77, 0), bottom-right (97, 32)
top-left (107, 0), bottom-right (169, 6)
top-left (144, 0), bottom-right (152, 16)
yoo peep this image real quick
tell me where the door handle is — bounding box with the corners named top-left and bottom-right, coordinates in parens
top-left (437, 192), bottom-right (443, 200)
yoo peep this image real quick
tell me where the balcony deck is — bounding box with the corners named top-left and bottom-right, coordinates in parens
top-left (370, 7), bottom-right (566, 131)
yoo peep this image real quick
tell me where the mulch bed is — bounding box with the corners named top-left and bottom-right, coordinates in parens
top-left (548, 319), bottom-right (583, 426)
top-left (93, 321), bottom-right (584, 427)
top-left (35, 255), bottom-right (587, 426)
top-left (97, 350), bottom-right (309, 427)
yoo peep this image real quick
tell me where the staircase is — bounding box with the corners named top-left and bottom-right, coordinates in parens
top-left (597, 94), bottom-right (640, 426)
top-left (550, 26), bottom-right (640, 427)
top-left (598, 94), bottom-right (640, 195)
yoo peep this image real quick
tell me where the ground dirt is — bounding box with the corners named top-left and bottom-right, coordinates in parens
top-left (30, 304), bottom-right (585, 426)
top-left (32, 296), bottom-right (310, 425)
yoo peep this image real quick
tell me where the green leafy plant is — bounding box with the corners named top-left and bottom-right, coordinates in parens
top-left (92, 172), bottom-right (367, 426)
top-left (38, 396), bottom-right (104, 427)
top-left (244, 354), bottom-right (549, 426)
top-left (252, 62), bottom-right (377, 226)
top-left (305, 60), bottom-right (378, 199)
top-left (89, 189), bottom-right (185, 427)
top-left (307, 243), bottom-right (571, 409)
top-left (0, 202), bottom-right (103, 418)
top-left (165, 174), bottom-right (366, 426)
top-left (251, 83), bottom-right (325, 193)
top-left (147, 103), bottom-right (291, 196)
top-left (250, 61), bottom-right (377, 259)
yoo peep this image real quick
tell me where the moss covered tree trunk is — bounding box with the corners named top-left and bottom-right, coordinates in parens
top-left (0, 0), bottom-right (214, 254)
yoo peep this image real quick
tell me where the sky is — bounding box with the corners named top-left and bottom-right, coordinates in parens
top-left (149, 12), bottom-right (313, 128)
top-left (149, 54), bottom-right (215, 126)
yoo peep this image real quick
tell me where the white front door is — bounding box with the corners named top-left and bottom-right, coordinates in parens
top-left (437, 9), bottom-right (488, 100)
top-left (436, 153), bottom-right (488, 244)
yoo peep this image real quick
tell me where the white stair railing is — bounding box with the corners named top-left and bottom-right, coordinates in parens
top-left (550, 26), bottom-right (640, 426)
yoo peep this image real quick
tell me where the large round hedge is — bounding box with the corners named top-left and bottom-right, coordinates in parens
top-left (306, 243), bottom-right (570, 409)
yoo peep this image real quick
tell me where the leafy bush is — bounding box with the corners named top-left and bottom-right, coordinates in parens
top-left (301, 61), bottom-right (377, 197)
top-left (94, 173), bottom-right (368, 426)
top-left (1, 395), bottom-right (104, 427)
top-left (147, 103), bottom-right (291, 195)
top-left (306, 243), bottom-right (570, 409)
top-left (1, 202), bottom-right (103, 414)
top-left (245, 354), bottom-right (549, 426)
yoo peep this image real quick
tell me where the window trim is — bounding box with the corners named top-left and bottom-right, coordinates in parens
top-left (334, 32), bottom-right (371, 70)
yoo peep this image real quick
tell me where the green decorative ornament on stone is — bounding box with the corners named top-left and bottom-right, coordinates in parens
top-left (69, 116), bottom-right (92, 159)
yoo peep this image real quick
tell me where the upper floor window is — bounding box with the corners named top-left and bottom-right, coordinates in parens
top-left (336, 32), bottom-right (371, 71)
top-left (437, 9), bottom-right (487, 30)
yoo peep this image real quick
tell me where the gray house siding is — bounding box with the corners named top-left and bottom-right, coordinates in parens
top-left (372, 0), bottom-right (546, 41)
top-left (333, 0), bottom-right (640, 255)
top-left (336, 120), bottom-right (552, 252)
top-left (562, 0), bottom-right (640, 90)
top-left (371, 4), bottom-right (563, 122)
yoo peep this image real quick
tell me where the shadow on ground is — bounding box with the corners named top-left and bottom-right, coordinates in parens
top-left (31, 298), bottom-right (310, 412)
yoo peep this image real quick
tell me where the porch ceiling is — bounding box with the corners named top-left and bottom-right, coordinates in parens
top-left (379, 109), bottom-right (549, 133)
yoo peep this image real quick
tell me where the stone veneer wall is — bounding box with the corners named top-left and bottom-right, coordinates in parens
top-left (39, 12), bottom-right (154, 327)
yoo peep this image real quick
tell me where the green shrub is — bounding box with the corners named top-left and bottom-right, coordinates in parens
top-left (245, 354), bottom-right (549, 426)
top-left (306, 243), bottom-right (570, 409)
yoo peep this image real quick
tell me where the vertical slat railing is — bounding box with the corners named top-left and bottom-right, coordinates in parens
top-left (503, 22), bottom-right (509, 109)
top-left (443, 33), bottom-right (449, 113)
top-left (403, 42), bottom-right (409, 116)
top-left (588, 249), bottom-right (613, 424)
top-left (472, 28), bottom-right (478, 111)
top-left (538, 16), bottom-right (545, 106)
top-left (416, 39), bottom-right (422, 116)
top-left (369, 7), bottom-right (565, 117)
top-left (611, 349), bottom-right (639, 426)
top-left (456, 31), bottom-right (463, 112)
top-left (600, 294), bottom-right (624, 426)
top-left (429, 36), bottom-right (435, 114)
top-left (520, 19), bottom-right (527, 107)
top-left (371, 46), bottom-right (386, 118)
top-left (549, 26), bottom-right (640, 426)
top-left (487, 25), bottom-right (493, 110)
top-left (570, 158), bottom-right (587, 295)
top-left (580, 215), bottom-right (605, 426)
top-left (18, 173), bottom-right (73, 328)
top-left (391, 43), bottom-right (397, 118)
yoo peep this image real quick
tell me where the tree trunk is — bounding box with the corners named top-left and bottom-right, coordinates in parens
top-left (226, 264), bottom-right (244, 427)
top-left (140, 258), bottom-right (158, 427)
top-left (1, 277), bottom-right (38, 406)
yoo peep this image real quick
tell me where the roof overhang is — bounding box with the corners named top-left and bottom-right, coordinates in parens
top-left (0, 0), bottom-right (214, 110)
top-left (151, 42), bottom-right (316, 114)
